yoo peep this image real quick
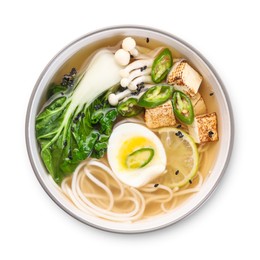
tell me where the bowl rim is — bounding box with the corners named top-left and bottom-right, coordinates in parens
top-left (25, 25), bottom-right (234, 234)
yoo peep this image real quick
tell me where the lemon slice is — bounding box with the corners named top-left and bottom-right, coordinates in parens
top-left (158, 127), bottom-right (199, 188)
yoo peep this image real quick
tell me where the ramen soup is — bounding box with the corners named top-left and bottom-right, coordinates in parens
top-left (36, 36), bottom-right (220, 222)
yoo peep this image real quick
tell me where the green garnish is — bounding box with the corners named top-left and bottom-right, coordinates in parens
top-left (151, 48), bottom-right (173, 83)
top-left (126, 148), bottom-right (154, 169)
top-left (172, 91), bottom-right (194, 125)
top-left (117, 98), bottom-right (144, 117)
top-left (138, 84), bottom-right (173, 108)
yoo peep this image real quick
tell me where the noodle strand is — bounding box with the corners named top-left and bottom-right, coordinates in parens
top-left (56, 150), bottom-right (206, 222)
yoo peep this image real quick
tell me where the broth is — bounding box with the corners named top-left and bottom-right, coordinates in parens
top-left (40, 35), bottom-right (220, 221)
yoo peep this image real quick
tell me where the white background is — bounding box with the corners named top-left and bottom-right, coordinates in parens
top-left (1, 0), bottom-right (259, 259)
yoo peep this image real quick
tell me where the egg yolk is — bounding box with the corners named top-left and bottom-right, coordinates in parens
top-left (117, 136), bottom-right (155, 170)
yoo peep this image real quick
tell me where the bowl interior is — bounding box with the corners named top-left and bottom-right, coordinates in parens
top-left (26, 26), bottom-right (233, 233)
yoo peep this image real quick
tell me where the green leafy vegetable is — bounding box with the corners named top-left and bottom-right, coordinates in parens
top-left (36, 50), bottom-right (121, 184)
top-left (47, 68), bottom-right (77, 99)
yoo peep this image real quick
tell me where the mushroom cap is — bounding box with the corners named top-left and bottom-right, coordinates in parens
top-left (128, 82), bottom-right (138, 91)
top-left (122, 37), bottom-right (136, 52)
top-left (120, 78), bottom-right (130, 88)
top-left (108, 93), bottom-right (119, 106)
top-left (115, 49), bottom-right (130, 66)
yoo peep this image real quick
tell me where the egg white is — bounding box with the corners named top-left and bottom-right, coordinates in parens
top-left (107, 123), bottom-right (166, 188)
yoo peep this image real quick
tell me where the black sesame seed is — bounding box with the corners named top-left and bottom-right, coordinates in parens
top-left (63, 74), bottom-right (70, 80)
top-left (63, 140), bottom-right (67, 148)
top-left (61, 79), bottom-right (68, 86)
top-left (179, 133), bottom-right (184, 138)
top-left (175, 131), bottom-right (183, 138)
top-left (133, 83), bottom-right (145, 95)
top-left (94, 104), bottom-right (102, 110)
top-left (175, 170), bottom-right (179, 175)
top-left (140, 65), bottom-right (147, 72)
top-left (177, 124), bottom-right (182, 128)
top-left (146, 37), bottom-right (150, 43)
top-left (154, 184), bottom-right (159, 187)
top-left (70, 68), bottom-right (77, 76)
top-left (210, 92), bottom-right (214, 96)
top-left (189, 180), bottom-right (192, 184)
top-left (175, 131), bottom-right (182, 136)
top-left (68, 150), bottom-right (72, 160)
top-left (77, 112), bottom-right (82, 119)
top-left (61, 92), bottom-right (64, 96)
top-left (208, 131), bottom-right (214, 138)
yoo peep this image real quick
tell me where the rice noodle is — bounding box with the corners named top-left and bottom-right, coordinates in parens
top-left (60, 157), bottom-right (204, 222)
top-left (55, 122), bottom-right (211, 222)
top-left (56, 118), bottom-right (209, 223)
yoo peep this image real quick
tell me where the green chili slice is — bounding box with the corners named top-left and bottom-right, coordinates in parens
top-left (126, 148), bottom-right (154, 169)
top-left (117, 98), bottom-right (144, 117)
top-left (138, 84), bottom-right (173, 108)
top-left (172, 91), bottom-right (194, 125)
top-left (151, 48), bottom-right (173, 83)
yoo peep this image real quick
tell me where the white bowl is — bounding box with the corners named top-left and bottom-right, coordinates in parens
top-left (26, 26), bottom-right (234, 233)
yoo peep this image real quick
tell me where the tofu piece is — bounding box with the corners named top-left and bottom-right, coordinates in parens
top-left (188, 112), bottom-right (218, 143)
top-left (144, 100), bottom-right (176, 129)
top-left (190, 93), bottom-right (207, 115)
top-left (167, 60), bottom-right (203, 97)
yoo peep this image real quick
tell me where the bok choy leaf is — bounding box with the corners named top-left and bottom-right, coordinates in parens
top-left (36, 49), bottom-right (121, 184)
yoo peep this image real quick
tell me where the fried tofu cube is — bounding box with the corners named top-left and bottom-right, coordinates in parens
top-left (144, 100), bottom-right (176, 129)
top-left (188, 112), bottom-right (218, 143)
top-left (167, 60), bottom-right (203, 97)
top-left (190, 92), bottom-right (207, 116)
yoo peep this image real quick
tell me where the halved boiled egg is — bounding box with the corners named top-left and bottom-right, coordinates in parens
top-left (107, 123), bottom-right (166, 188)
